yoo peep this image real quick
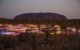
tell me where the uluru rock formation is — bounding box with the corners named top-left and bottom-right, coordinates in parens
top-left (14, 13), bottom-right (67, 20)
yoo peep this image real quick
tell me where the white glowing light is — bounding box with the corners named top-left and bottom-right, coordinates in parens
top-left (51, 32), bottom-right (54, 34)
top-left (71, 28), bottom-right (76, 32)
top-left (54, 25), bottom-right (60, 28)
top-left (67, 27), bottom-right (71, 29)
top-left (57, 31), bottom-right (61, 34)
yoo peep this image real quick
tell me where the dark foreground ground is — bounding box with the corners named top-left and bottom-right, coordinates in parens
top-left (0, 33), bottom-right (80, 50)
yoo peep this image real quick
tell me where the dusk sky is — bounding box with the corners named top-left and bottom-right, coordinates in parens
top-left (0, 0), bottom-right (80, 19)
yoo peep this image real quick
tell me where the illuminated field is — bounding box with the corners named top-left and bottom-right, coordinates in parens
top-left (0, 24), bottom-right (79, 35)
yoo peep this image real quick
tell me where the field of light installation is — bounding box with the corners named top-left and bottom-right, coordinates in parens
top-left (0, 13), bottom-right (80, 50)
top-left (0, 23), bottom-right (80, 50)
top-left (0, 0), bottom-right (80, 49)
top-left (0, 23), bottom-right (79, 35)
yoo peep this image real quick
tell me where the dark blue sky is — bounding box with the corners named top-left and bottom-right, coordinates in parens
top-left (0, 0), bottom-right (80, 19)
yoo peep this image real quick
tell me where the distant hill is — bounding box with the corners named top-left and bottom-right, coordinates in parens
top-left (14, 13), bottom-right (67, 20)
top-left (0, 18), bottom-right (7, 20)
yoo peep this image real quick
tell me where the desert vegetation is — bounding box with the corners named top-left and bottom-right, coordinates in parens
top-left (0, 32), bottom-right (80, 50)
top-left (0, 18), bottom-right (80, 50)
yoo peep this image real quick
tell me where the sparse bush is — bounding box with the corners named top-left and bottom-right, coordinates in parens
top-left (1, 35), bottom-right (19, 49)
top-left (18, 33), bottom-right (33, 43)
top-left (0, 33), bottom-right (80, 50)
top-left (32, 33), bottom-right (38, 50)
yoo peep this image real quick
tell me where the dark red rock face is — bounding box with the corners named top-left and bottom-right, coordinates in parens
top-left (14, 13), bottom-right (67, 20)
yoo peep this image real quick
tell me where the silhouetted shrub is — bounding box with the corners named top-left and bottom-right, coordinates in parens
top-left (32, 33), bottom-right (38, 50)
top-left (1, 35), bottom-right (19, 49)
top-left (0, 33), bottom-right (80, 50)
top-left (18, 33), bottom-right (33, 43)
